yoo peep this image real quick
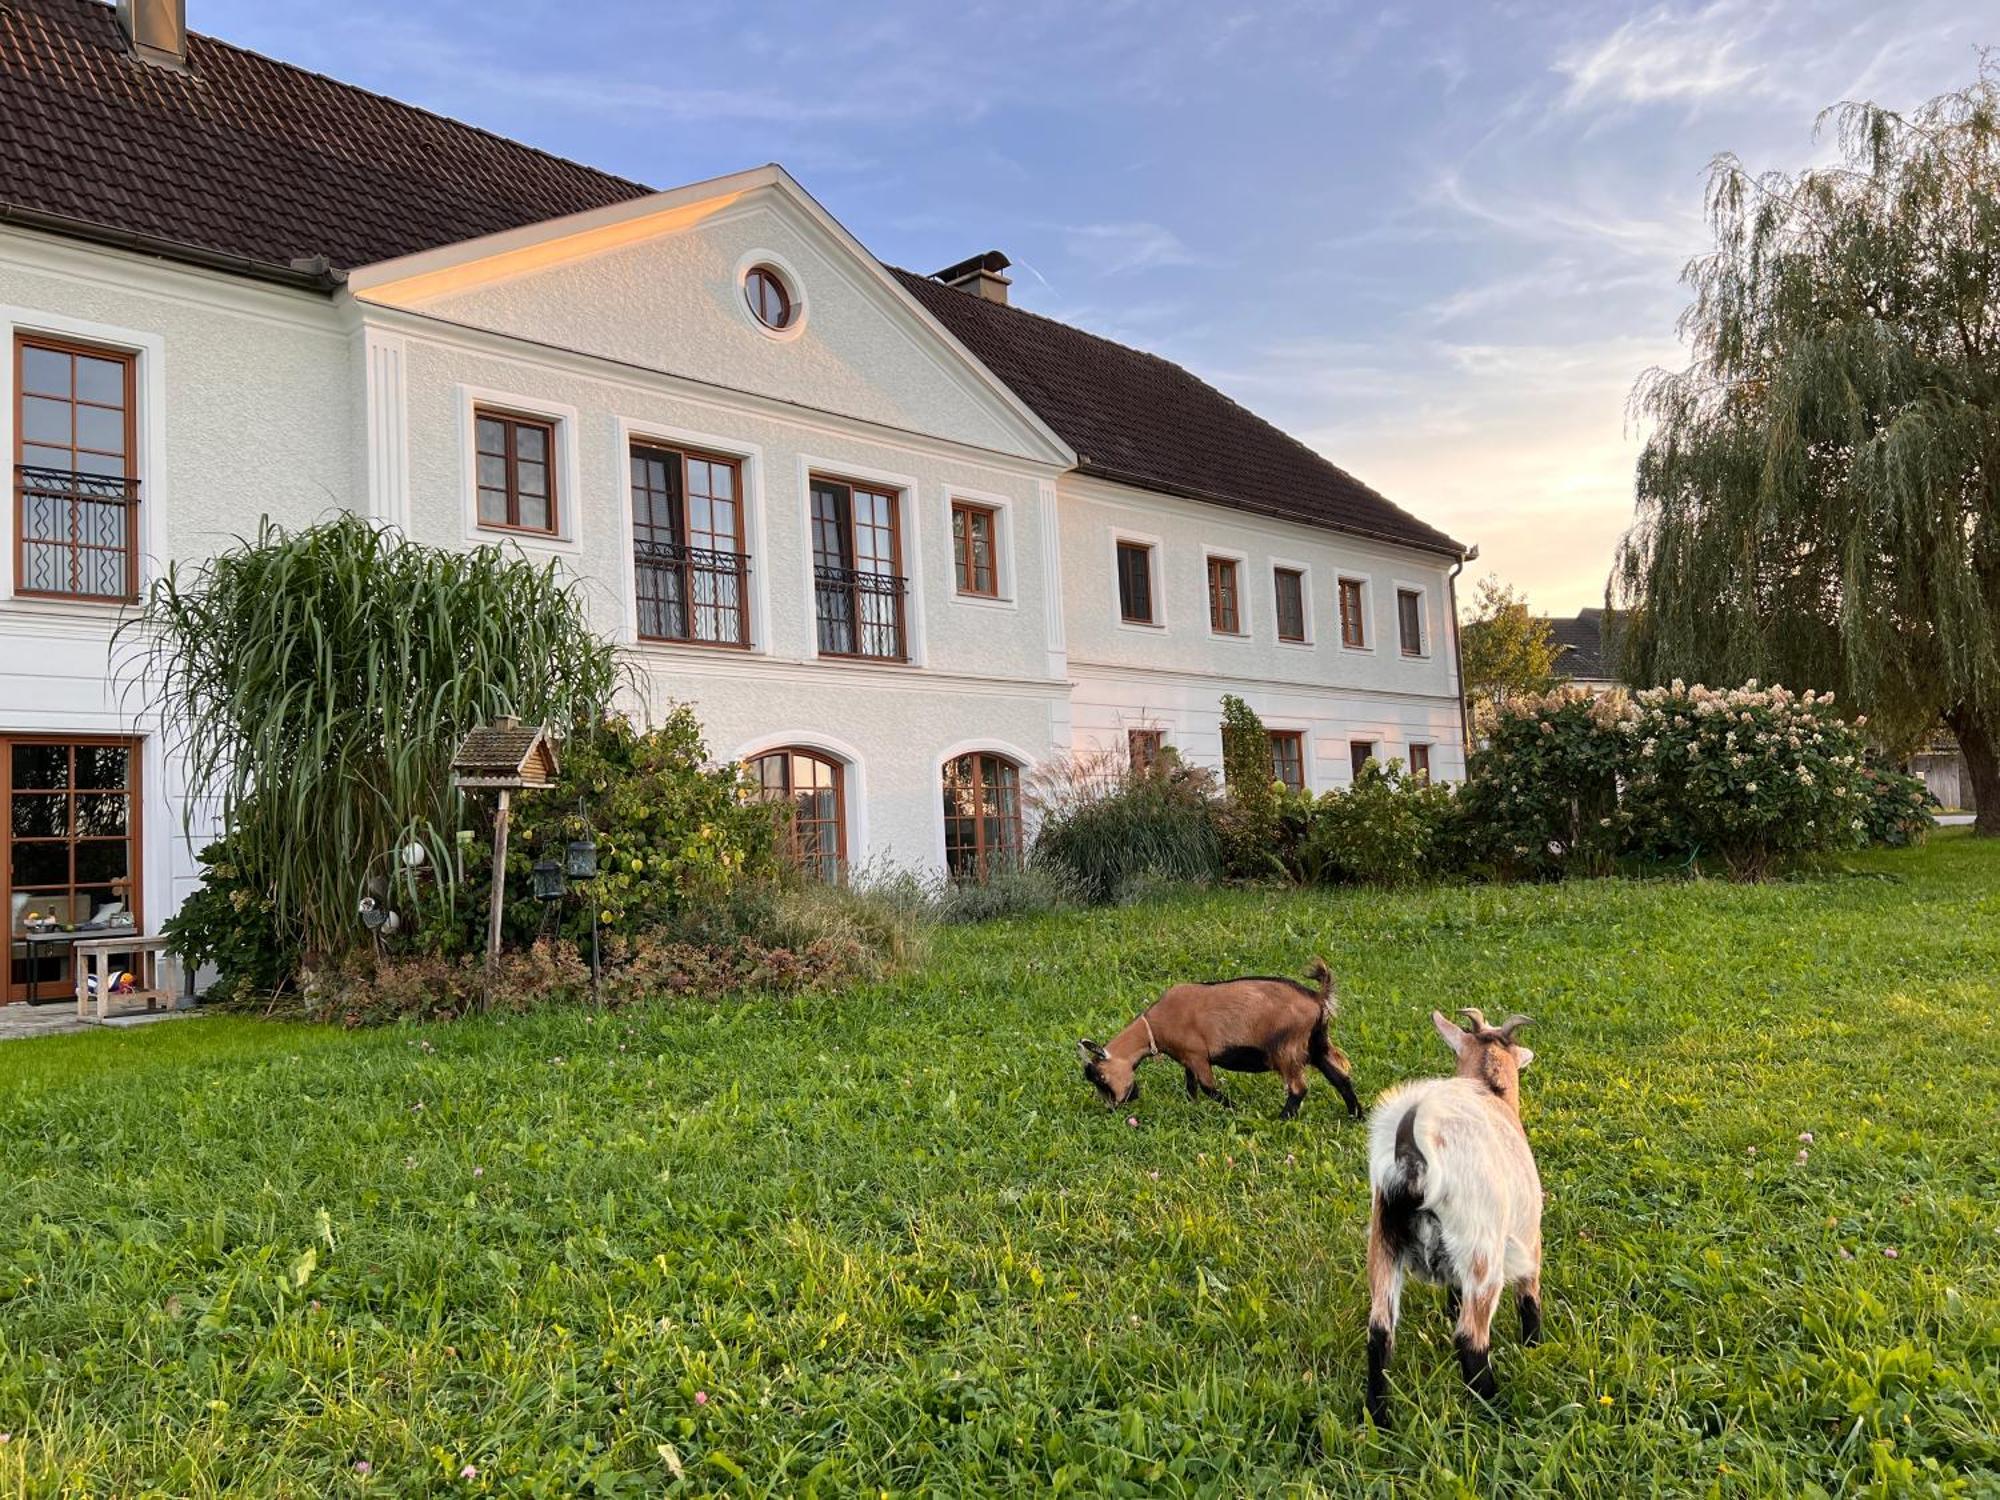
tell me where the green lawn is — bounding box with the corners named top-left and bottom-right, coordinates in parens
top-left (3, 836), bottom-right (1997, 1497)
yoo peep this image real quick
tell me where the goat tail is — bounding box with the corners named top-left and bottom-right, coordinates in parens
top-left (1307, 956), bottom-right (1337, 1016)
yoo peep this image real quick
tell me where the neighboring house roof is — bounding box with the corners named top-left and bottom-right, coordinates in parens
top-left (1543, 607), bottom-right (1616, 681)
top-left (0, 0), bottom-right (1464, 558)
top-left (0, 0), bottom-right (651, 275)
top-left (894, 270), bottom-right (1464, 556)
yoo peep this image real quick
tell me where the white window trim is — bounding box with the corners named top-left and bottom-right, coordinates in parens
top-left (1110, 528), bottom-right (1166, 632)
top-left (1392, 578), bottom-right (1433, 659)
top-left (1202, 546), bottom-right (1252, 640)
top-left (1346, 735), bottom-right (1384, 783)
top-left (932, 737), bottom-right (1040, 876)
top-left (457, 384), bottom-right (581, 553)
top-left (1261, 717), bottom-right (1316, 794)
top-left (1269, 557), bottom-right (1315, 648)
top-left (0, 306), bottom-right (167, 609)
top-left (796, 453), bottom-right (926, 667)
top-left (1406, 741), bottom-right (1436, 780)
top-left (733, 249), bottom-right (810, 344)
top-left (615, 416), bottom-right (768, 653)
top-left (731, 730), bottom-right (867, 868)
top-left (944, 483), bottom-right (1018, 612)
top-left (1336, 570), bottom-right (1375, 654)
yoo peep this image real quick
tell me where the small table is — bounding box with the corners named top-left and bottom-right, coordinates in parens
top-left (20, 925), bottom-right (127, 1005)
top-left (73, 935), bottom-right (182, 1022)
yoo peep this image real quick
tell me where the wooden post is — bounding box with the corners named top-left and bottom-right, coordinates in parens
top-left (486, 787), bottom-right (511, 993)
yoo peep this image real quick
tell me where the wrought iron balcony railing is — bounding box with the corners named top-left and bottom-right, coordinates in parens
top-left (14, 466), bottom-right (140, 601)
top-left (634, 540), bottom-right (750, 647)
top-left (814, 563), bottom-right (908, 661)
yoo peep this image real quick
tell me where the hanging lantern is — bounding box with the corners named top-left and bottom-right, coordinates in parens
top-left (564, 835), bottom-right (598, 880)
top-left (531, 858), bottom-right (566, 902)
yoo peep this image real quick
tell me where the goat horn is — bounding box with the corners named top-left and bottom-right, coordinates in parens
top-left (1458, 1007), bottom-right (1489, 1033)
top-left (1496, 1014), bottom-right (1534, 1039)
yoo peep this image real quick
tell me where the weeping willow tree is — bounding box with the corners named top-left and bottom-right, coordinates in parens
top-left (119, 515), bottom-right (623, 957)
top-left (1615, 72), bottom-right (2000, 833)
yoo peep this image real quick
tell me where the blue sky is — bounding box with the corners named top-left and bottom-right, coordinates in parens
top-left (201, 0), bottom-right (1985, 612)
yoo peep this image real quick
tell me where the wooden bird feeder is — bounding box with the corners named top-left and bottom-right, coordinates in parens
top-left (451, 715), bottom-right (560, 979)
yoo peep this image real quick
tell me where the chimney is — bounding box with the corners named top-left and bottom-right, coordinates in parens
top-left (118, 0), bottom-right (188, 69)
top-left (934, 250), bottom-right (1012, 306)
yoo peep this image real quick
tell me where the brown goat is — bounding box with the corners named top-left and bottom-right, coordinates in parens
top-left (1078, 958), bottom-right (1361, 1119)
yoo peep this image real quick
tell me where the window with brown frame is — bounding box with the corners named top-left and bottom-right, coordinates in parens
top-left (630, 443), bottom-right (748, 646)
top-left (4, 736), bottom-right (140, 1002)
top-left (750, 747), bottom-right (845, 881)
top-left (1274, 567), bottom-right (1306, 643)
top-left (1338, 577), bottom-right (1367, 648)
top-left (942, 751), bottom-right (1023, 882)
top-left (1397, 587), bottom-right (1425, 656)
top-left (14, 335), bottom-right (138, 601)
top-left (1127, 728), bottom-right (1165, 774)
top-left (1268, 731), bottom-right (1305, 792)
top-left (1207, 556), bottom-right (1242, 634)
top-left (1350, 739), bottom-right (1377, 778)
top-left (1409, 743), bottom-right (1432, 783)
top-left (474, 409), bottom-right (558, 535)
top-left (744, 265), bottom-right (794, 331)
top-left (1116, 540), bottom-right (1155, 624)
top-left (811, 476), bottom-right (907, 660)
top-left (951, 501), bottom-right (999, 597)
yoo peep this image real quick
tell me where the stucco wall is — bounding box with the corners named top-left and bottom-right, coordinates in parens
top-left (0, 231), bottom-right (357, 927)
top-left (389, 195), bottom-right (1034, 462)
top-left (1058, 473), bottom-right (1467, 785)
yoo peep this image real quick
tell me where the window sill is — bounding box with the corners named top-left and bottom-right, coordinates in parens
top-left (1338, 642), bottom-right (1376, 655)
top-left (1276, 637), bottom-right (1314, 650)
top-left (1, 593), bottom-right (138, 621)
top-left (949, 591), bottom-right (1017, 613)
top-left (1115, 618), bottom-right (1165, 634)
top-left (814, 651), bottom-right (914, 668)
top-left (1208, 629), bottom-right (1253, 642)
top-left (631, 635), bottom-right (759, 656)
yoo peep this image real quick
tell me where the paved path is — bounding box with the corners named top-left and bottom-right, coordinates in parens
top-left (0, 1002), bottom-right (202, 1041)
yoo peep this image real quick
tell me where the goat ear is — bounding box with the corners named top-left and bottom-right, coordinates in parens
top-left (1514, 1046), bottom-right (1535, 1072)
top-left (1077, 1038), bottom-right (1107, 1063)
top-left (1430, 1009), bottom-right (1467, 1056)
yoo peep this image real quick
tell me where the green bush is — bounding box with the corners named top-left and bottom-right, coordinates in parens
top-left (501, 707), bottom-right (782, 946)
top-left (160, 841), bottom-right (296, 1006)
top-left (1030, 750), bottom-right (1223, 903)
top-left (1855, 762), bottom-right (1935, 848)
top-left (1298, 759), bottom-right (1456, 886)
top-left (1217, 694), bottom-right (1285, 880)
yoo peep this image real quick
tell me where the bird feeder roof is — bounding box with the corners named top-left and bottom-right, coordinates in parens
top-left (451, 716), bottom-right (559, 789)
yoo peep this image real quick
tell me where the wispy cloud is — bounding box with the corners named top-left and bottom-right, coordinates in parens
top-left (1058, 221), bottom-right (1209, 276)
top-left (1555, 1), bottom-right (1773, 110)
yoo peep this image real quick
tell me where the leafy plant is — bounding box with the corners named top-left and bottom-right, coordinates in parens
top-left (1217, 693), bottom-right (1284, 879)
top-left (1297, 759), bottom-right (1456, 886)
top-left (121, 515), bottom-right (620, 961)
top-left (1460, 685), bottom-right (1634, 878)
top-left (1459, 574), bottom-right (1561, 708)
top-left (159, 840), bottom-right (296, 1006)
top-left (1030, 749), bottom-right (1223, 903)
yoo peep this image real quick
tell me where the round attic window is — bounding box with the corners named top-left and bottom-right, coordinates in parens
top-left (744, 265), bottom-right (794, 331)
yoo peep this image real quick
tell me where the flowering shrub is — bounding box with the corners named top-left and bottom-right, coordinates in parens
top-left (161, 839), bottom-right (296, 1005)
top-left (1621, 682), bottom-right (1887, 878)
top-left (1217, 694), bottom-right (1285, 879)
top-left (1296, 759), bottom-right (1457, 886)
top-left (1853, 762), bottom-right (1935, 847)
top-left (1460, 686), bottom-right (1635, 878)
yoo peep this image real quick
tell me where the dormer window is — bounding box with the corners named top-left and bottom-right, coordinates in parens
top-left (744, 265), bottom-right (794, 331)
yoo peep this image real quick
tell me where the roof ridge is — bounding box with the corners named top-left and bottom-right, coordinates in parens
top-left (890, 264), bottom-right (1424, 523)
top-left (103, 0), bottom-right (657, 201)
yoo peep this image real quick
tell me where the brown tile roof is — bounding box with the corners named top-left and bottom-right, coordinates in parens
top-left (1, 0), bottom-right (1461, 555)
top-left (0, 0), bottom-right (653, 274)
top-left (893, 269), bottom-right (1465, 557)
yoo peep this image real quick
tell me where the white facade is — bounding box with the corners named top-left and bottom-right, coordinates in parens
top-left (0, 168), bottom-right (1467, 966)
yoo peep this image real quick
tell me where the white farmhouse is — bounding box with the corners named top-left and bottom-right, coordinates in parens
top-left (0, 0), bottom-right (1470, 997)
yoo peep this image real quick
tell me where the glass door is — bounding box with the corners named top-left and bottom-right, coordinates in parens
top-left (4, 737), bottom-right (140, 1002)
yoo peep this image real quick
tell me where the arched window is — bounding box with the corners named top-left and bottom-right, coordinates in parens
top-left (941, 751), bottom-right (1022, 882)
top-left (749, 748), bottom-right (845, 881)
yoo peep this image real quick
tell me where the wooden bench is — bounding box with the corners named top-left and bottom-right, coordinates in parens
top-left (73, 937), bottom-right (186, 1023)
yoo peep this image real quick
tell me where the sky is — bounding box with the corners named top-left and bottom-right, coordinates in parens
top-left (198, 0), bottom-right (1987, 615)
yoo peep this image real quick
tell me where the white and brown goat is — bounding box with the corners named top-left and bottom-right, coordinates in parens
top-left (1363, 1009), bottom-right (1542, 1428)
top-left (1078, 959), bottom-right (1361, 1119)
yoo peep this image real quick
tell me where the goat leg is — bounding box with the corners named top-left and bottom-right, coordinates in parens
top-left (1365, 1196), bottom-right (1403, 1429)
